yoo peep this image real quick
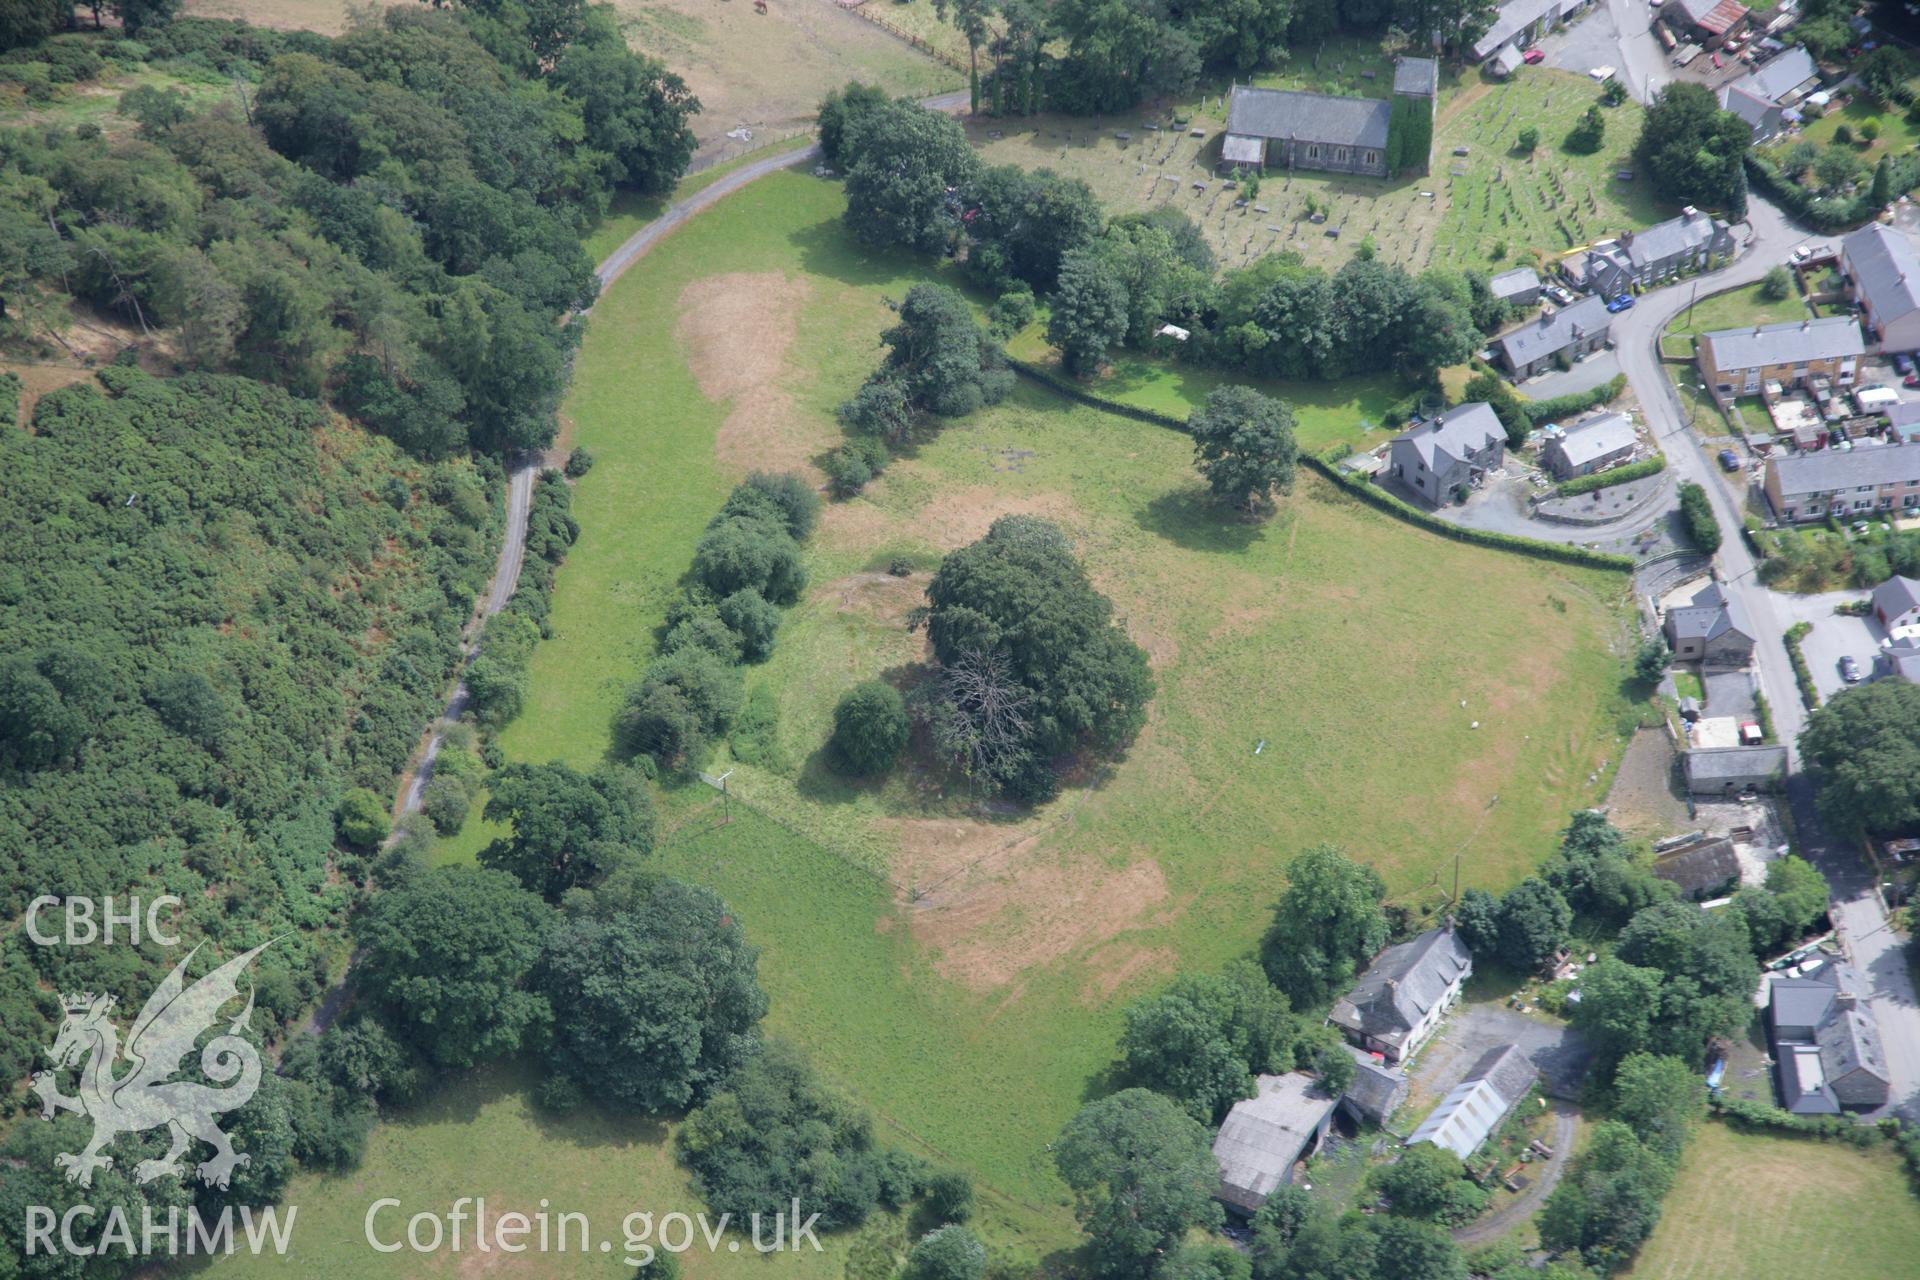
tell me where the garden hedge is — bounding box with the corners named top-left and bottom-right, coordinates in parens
top-left (1524, 374), bottom-right (1628, 426)
top-left (1554, 455), bottom-right (1665, 498)
top-left (1006, 358), bottom-right (1637, 572)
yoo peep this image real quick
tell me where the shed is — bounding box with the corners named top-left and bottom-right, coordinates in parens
top-left (1489, 266), bottom-right (1543, 307)
top-left (1340, 1050), bottom-right (1409, 1126)
top-left (1212, 1073), bottom-right (1341, 1214)
top-left (1652, 834), bottom-right (1741, 899)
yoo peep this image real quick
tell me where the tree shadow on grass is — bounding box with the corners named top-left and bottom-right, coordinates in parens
top-left (1135, 485), bottom-right (1270, 554)
top-left (788, 215), bottom-right (953, 293)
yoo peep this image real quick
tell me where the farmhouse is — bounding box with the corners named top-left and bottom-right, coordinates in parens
top-left (1542, 410), bottom-right (1637, 479)
top-left (1872, 574), bottom-right (1920, 632)
top-left (1488, 265), bottom-right (1543, 308)
top-left (1662, 580), bottom-right (1755, 667)
top-left (1659, 0), bottom-right (1751, 47)
top-left (1470, 0), bottom-right (1596, 63)
top-left (1717, 84), bottom-right (1784, 142)
top-left (1221, 57), bottom-right (1437, 179)
top-left (1329, 926), bottom-right (1472, 1065)
top-left (1212, 1072), bottom-right (1341, 1213)
top-left (1697, 316), bottom-right (1864, 399)
top-left (1768, 960), bottom-right (1891, 1115)
top-left (1561, 208), bottom-right (1734, 300)
top-left (1764, 445), bottom-right (1920, 522)
top-left (1840, 223), bottom-right (1920, 352)
top-left (1386, 402), bottom-right (1507, 507)
top-left (1684, 744), bottom-right (1787, 796)
top-left (1494, 295), bottom-right (1611, 378)
top-left (1406, 1044), bottom-right (1538, 1159)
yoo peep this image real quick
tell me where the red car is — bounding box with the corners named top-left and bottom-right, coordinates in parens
top-left (1523, 48), bottom-right (1546, 64)
top-left (1904, 373), bottom-right (1919, 387)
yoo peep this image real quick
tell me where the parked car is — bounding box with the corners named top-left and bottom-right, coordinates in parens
top-left (1523, 48), bottom-right (1546, 64)
top-left (1904, 373), bottom-right (1919, 387)
top-left (1840, 655), bottom-right (1863, 683)
top-left (1546, 285), bottom-right (1576, 305)
top-left (1718, 449), bottom-right (1741, 471)
top-left (1793, 246), bottom-right (1812, 262)
top-left (1894, 353), bottom-right (1913, 376)
top-left (1605, 295), bottom-right (1635, 312)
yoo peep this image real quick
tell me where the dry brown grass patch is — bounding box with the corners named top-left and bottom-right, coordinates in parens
top-left (676, 271), bottom-right (831, 480)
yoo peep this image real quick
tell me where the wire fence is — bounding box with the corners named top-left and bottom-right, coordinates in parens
top-left (838, 1), bottom-right (969, 74)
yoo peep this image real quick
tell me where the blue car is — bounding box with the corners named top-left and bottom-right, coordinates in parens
top-left (1605, 295), bottom-right (1635, 313)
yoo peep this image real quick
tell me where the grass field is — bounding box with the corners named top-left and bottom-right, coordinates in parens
top-left (1664, 280), bottom-right (1812, 345)
top-left (967, 68), bottom-right (1662, 278)
top-left (200, 1059), bottom-right (901, 1279)
top-left (415, 168), bottom-right (1639, 1236)
top-left (1625, 1122), bottom-right (1920, 1279)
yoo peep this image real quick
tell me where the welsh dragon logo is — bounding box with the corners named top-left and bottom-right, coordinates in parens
top-left (30, 940), bottom-right (273, 1189)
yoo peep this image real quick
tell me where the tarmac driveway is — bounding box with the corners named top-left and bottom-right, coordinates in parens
top-left (1407, 1005), bottom-right (1593, 1109)
top-left (1517, 351), bottom-right (1622, 405)
top-left (1768, 589), bottom-right (1881, 700)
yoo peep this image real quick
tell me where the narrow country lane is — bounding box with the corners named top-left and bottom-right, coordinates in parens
top-left (1612, 199), bottom-right (1920, 1120)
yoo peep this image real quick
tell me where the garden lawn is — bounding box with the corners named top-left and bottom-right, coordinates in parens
top-left (1624, 1121), bottom-right (1920, 1279)
top-left (449, 169), bottom-right (1633, 1250)
top-left (968, 69), bottom-right (1662, 279)
top-left (197, 1059), bottom-right (900, 1280)
top-left (1662, 280), bottom-right (1812, 348)
top-left (1797, 95), bottom-right (1920, 167)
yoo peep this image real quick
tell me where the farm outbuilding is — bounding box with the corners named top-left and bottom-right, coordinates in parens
top-left (1212, 1072), bottom-right (1341, 1214)
top-left (1406, 1043), bottom-right (1538, 1159)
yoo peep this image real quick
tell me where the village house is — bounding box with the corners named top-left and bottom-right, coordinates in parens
top-left (1741, 46), bottom-right (1820, 104)
top-left (1469, 0), bottom-right (1596, 64)
top-left (1211, 1072), bottom-right (1341, 1213)
top-left (1406, 1044), bottom-right (1538, 1159)
top-left (1840, 223), bottom-right (1920, 353)
top-left (1561, 208), bottom-right (1734, 300)
top-left (1328, 926), bottom-right (1472, 1065)
top-left (1386, 402), bottom-right (1507, 507)
top-left (1768, 959), bottom-right (1891, 1115)
top-left (1684, 744), bottom-right (1787, 796)
top-left (1697, 315), bottom-right (1864, 400)
top-left (1660, 0), bottom-right (1751, 47)
top-left (1488, 265), bottom-right (1543, 308)
top-left (1494, 295), bottom-right (1611, 379)
top-left (1542, 411), bottom-right (1638, 479)
top-left (1221, 57), bottom-right (1437, 179)
top-left (1718, 84), bottom-right (1784, 142)
top-left (1872, 574), bottom-right (1920, 632)
top-left (1764, 445), bottom-right (1920, 521)
top-left (1663, 579), bottom-right (1756, 666)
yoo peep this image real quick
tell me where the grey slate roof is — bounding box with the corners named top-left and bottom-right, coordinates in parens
top-left (1842, 222), bottom-right (1920, 330)
top-left (1685, 744), bottom-right (1787, 785)
top-left (1623, 208), bottom-right (1727, 270)
top-left (1496, 295), bottom-right (1610, 367)
top-left (1666, 580), bottom-right (1751, 645)
top-left (1226, 85), bottom-right (1391, 149)
top-left (1212, 1073), bottom-right (1339, 1212)
top-left (1330, 927), bottom-right (1471, 1042)
top-left (1872, 574), bottom-right (1920, 622)
top-left (1473, 0), bottom-right (1561, 58)
top-left (1888, 642), bottom-right (1920, 682)
top-left (1394, 402), bottom-right (1506, 472)
top-left (1406, 1043), bottom-right (1538, 1158)
top-left (1701, 316), bottom-right (1864, 371)
top-left (1553, 411), bottom-right (1637, 470)
top-left (1741, 47), bottom-right (1818, 103)
top-left (1719, 84), bottom-right (1780, 136)
top-left (1768, 443), bottom-right (1920, 497)
top-left (1341, 1051), bottom-right (1408, 1123)
top-left (1393, 56), bottom-right (1439, 97)
top-left (1488, 266), bottom-right (1541, 300)
top-left (1768, 961), bottom-right (1890, 1115)
top-left (1492, 43), bottom-right (1525, 74)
